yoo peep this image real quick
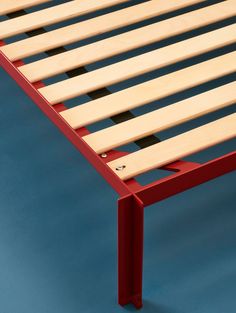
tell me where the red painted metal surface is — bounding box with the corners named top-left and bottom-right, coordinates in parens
top-left (1, 38), bottom-right (235, 309)
top-left (118, 194), bottom-right (144, 309)
top-left (136, 152), bottom-right (236, 206)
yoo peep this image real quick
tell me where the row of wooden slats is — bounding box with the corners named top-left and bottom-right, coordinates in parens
top-left (39, 26), bottom-right (236, 104)
top-left (108, 113), bottom-right (236, 180)
top-left (60, 52), bottom-right (236, 126)
top-left (0, 0), bottom-right (235, 180)
top-left (18, 0), bottom-right (235, 82)
top-left (83, 82), bottom-right (236, 154)
top-left (0, 0), bottom-right (130, 39)
top-left (0, 0), bottom-right (206, 61)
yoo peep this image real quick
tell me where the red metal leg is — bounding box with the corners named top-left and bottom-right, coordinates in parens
top-left (118, 194), bottom-right (144, 309)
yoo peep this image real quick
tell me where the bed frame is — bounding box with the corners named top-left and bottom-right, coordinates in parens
top-left (0, 0), bottom-right (235, 309)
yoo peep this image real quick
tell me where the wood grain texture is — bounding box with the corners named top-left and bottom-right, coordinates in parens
top-left (19, 0), bottom-right (235, 82)
top-left (0, 0), bottom-right (51, 15)
top-left (84, 82), bottom-right (236, 154)
top-left (0, 0), bottom-right (129, 39)
top-left (37, 25), bottom-right (236, 98)
top-left (0, 0), bottom-right (206, 61)
top-left (108, 114), bottom-right (236, 180)
top-left (60, 51), bottom-right (236, 126)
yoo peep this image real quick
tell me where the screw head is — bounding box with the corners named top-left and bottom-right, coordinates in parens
top-left (116, 165), bottom-right (126, 171)
top-left (100, 153), bottom-right (107, 158)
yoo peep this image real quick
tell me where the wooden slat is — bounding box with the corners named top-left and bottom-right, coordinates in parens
top-left (0, 0), bottom-right (130, 40)
top-left (38, 25), bottom-right (236, 99)
top-left (60, 52), bottom-right (236, 127)
top-left (19, 1), bottom-right (235, 83)
top-left (107, 113), bottom-right (236, 180)
top-left (84, 82), bottom-right (236, 154)
top-left (0, 0), bottom-right (206, 61)
top-left (0, 0), bottom-right (51, 15)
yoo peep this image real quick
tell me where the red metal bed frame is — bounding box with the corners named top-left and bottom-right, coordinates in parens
top-left (0, 2), bottom-right (235, 308)
top-left (1, 46), bottom-right (235, 309)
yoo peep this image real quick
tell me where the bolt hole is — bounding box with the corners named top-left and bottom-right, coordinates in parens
top-left (116, 165), bottom-right (126, 171)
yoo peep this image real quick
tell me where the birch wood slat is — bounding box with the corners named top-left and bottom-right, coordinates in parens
top-left (0, 0), bottom-right (213, 61)
top-left (0, 0), bottom-right (51, 15)
top-left (83, 82), bottom-right (236, 154)
top-left (108, 114), bottom-right (236, 180)
top-left (0, 0), bottom-right (130, 39)
top-left (60, 52), bottom-right (236, 125)
top-left (19, 0), bottom-right (235, 82)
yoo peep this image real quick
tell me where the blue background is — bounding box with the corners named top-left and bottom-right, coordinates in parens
top-left (0, 0), bottom-right (236, 312)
